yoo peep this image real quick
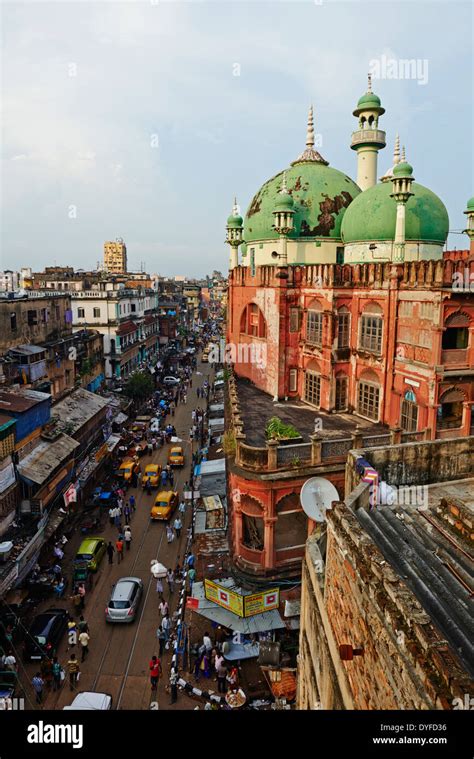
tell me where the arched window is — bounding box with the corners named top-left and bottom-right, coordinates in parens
top-left (359, 302), bottom-right (383, 354)
top-left (335, 373), bottom-right (348, 411)
top-left (304, 360), bottom-right (321, 407)
top-left (241, 495), bottom-right (264, 551)
top-left (442, 312), bottom-right (470, 350)
top-left (437, 387), bottom-right (465, 430)
top-left (337, 306), bottom-right (350, 349)
top-left (400, 390), bottom-right (418, 432)
top-left (274, 494), bottom-right (307, 552)
top-left (240, 304), bottom-right (267, 339)
top-left (357, 370), bottom-right (380, 421)
top-left (306, 300), bottom-right (323, 347)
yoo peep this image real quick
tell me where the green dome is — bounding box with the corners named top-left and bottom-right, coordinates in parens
top-left (273, 192), bottom-right (295, 212)
top-left (393, 161), bottom-right (413, 177)
top-left (244, 163), bottom-right (361, 243)
top-left (466, 196), bottom-right (474, 211)
top-left (227, 213), bottom-right (243, 227)
top-left (341, 180), bottom-right (449, 244)
top-left (358, 92), bottom-right (381, 108)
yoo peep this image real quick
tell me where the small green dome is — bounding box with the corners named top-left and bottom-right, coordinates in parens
top-left (358, 92), bottom-right (381, 108)
top-left (341, 180), bottom-right (449, 245)
top-left (227, 213), bottom-right (243, 228)
top-left (393, 161), bottom-right (414, 177)
top-left (466, 196), bottom-right (474, 211)
top-left (244, 163), bottom-right (361, 243)
top-left (273, 192), bottom-right (295, 212)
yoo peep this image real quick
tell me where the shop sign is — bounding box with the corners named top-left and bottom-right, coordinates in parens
top-left (244, 588), bottom-right (280, 617)
top-left (204, 579), bottom-right (243, 616)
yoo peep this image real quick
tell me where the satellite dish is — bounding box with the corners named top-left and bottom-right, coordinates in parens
top-left (300, 477), bottom-right (339, 522)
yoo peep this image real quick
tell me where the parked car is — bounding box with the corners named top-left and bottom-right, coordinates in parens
top-left (105, 577), bottom-right (143, 623)
top-left (23, 608), bottom-right (69, 661)
top-left (150, 491), bottom-right (178, 521)
top-left (116, 459), bottom-right (140, 484)
top-left (74, 538), bottom-right (106, 573)
top-left (63, 692), bottom-right (112, 710)
top-left (162, 376), bottom-right (180, 386)
top-left (167, 445), bottom-right (184, 467)
top-left (142, 463), bottom-right (162, 488)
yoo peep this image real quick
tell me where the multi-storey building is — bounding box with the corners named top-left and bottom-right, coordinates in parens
top-left (103, 240), bottom-right (127, 274)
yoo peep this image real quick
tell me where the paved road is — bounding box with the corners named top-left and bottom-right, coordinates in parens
top-left (20, 357), bottom-right (214, 710)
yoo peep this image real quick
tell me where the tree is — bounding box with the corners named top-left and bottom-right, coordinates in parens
top-left (124, 371), bottom-right (154, 405)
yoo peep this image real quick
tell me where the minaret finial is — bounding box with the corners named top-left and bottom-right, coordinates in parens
top-left (393, 134), bottom-right (400, 165)
top-left (367, 73), bottom-right (372, 93)
top-left (281, 171), bottom-right (288, 194)
top-left (232, 197), bottom-right (238, 215)
top-left (401, 145), bottom-right (406, 162)
top-left (306, 105), bottom-right (314, 148)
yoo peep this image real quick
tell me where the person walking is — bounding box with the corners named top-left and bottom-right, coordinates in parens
top-left (157, 626), bottom-right (166, 657)
top-left (32, 673), bottom-right (44, 704)
top-left (216, 661), bottom-right (227, 693)
top-left (178, 500), bottom-right (186, 517)
top-left (52, 657), bottom-right (62, 691)
top-left (114, 509), bottom-right (121, 529)
top-left (129, 494), bottom-right (136, 513)
top-left (203, 631), bottom-right (213, 657)
top-left (166, 568), bottom-right (175, 595)
top-left (173, 516), bottom-right (182, 539)
top-left (159, 599), bottom-right (169, 619)
top-left (78, 616), bottom-right (89, 635)
top-left (116, 537), bottom-right (124, 564)
top-left (124, 526), bottom-right (132, 551)
top-left (162, 613), bottom-right (171, 642)
top-left (67, 654), bottom-right (80, 691)
top-left (78, 583), bottom-right (86, 610)
top-left (106, 541), bottom-right (115, 565)
top-left (155, 577), bottom-right (164, 600)
top-left (188, 566), bottom-right (196, 595)
top-left (79, 629), bottom-right (90, 662)
top-left (166, 525), bottom-right (174, 544)
top-left (149, 656), bottom-right (162, 691)
top-left (70, 591), bottom-right (82, 617)
top-left (170, 668), bottom-right (179, 704)
top-left (124, 503), bottom-right (131, 524)
top-left (109, 506), bottom-right (115, 526)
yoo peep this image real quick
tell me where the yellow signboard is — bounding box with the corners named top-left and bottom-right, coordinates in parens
top-left (244, 589), bottom-right (280, 617)
top-left (204, 579), bottom-right (243, 616)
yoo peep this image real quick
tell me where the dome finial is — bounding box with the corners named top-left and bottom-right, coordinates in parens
top-left (306, 105), bottom-right (315, 148)
top-left (367, 73), bottom-right (372, 93)
top-left (393, 134), bottom-right (400, 165)
top-left (280, 171), bottom-right (289, 194)
top-left (401, 145), bottom-right (406, 162)
top-left (233, 196), bottom-right (239, 215)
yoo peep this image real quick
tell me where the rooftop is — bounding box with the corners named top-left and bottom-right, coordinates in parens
top-left (0, 388), bottom-right (51, 414)
top-left (17, 433), bottom-right (79, 484)
top-left (51, 388), bottom-right (109, 435)
top-left (236, 376), bottom-right (388, 446)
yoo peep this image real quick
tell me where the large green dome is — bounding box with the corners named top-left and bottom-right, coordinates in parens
top-left (244, 163), bottom-right (361, 243)
top-left (341, 180), bottom-right (449, 244)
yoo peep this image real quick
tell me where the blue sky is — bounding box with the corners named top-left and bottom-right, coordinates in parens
top-left (1, 0), bottom-right (472, 276)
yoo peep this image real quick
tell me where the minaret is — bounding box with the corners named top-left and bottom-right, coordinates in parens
top-left (225, 198), bottom-right (243, 270)
top-left (291, 105), bottom-right (328, 165)
top-left (272, 171), bottom-right (295, 267)
top-left (380, 134), bottom-right (400, 182)
top-left (390, 149), bottom-right (414, 262)
top-left (463, 196), bottom-right (474, 252)
top-left (351, 74), bottom-right (386, 190)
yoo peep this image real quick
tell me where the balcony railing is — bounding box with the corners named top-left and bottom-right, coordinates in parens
top-left (441, 348), bottom-right (468, 366)
top-left (351, 129), bottom-right (386, 146)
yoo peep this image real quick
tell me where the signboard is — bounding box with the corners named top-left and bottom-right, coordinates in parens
top-left (64, 484), bottom-right (77, 507)
top-left (186, 597), bottom-right (199, 610)
top-left (204, 579), bottom-right (244, 616)
top-left (95, 443), bottom-right (108, 462)
top-left (244, 589), bottom-right (280, 617)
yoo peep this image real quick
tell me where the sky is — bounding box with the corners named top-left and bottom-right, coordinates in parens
top-left (1, 0), bottom-right (472, 277)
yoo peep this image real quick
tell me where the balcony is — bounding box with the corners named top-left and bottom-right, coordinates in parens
top-left (351, 129), bottom-right (386, 147)
top-left (441, 348), bottom-right (468, 367)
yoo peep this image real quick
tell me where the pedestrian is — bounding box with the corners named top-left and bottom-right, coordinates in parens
top-left (183, 393), bottom-right (187, 404)
top-left (78, 616), bottom-right (89, 635)
top-left (79, 629), bottom-right (90, 662)
top-left (67, 654), bottom-right (80, 691)
top-left (197, 387), bottom-right (200, 399)
top-left (124, 504), bottom-right (131, 524)
top-left (187, 552), bottom-right (195, 569)
top-left (116, 537), bottom-right (124, 564)
top-left (3, 650), bottom-right (17, 672)
top-left (114, 510), bottom-right (121, 529)
top-left (162, 613), bottom-right (171, 642)
top-left (179, 500), bottom-right (186, 516)
top-left (216, 661), bottom-right (227, 693)
top-left (188, 566), bottom-right (196, 594)
top-left (170, 669), bottom-right (179, 704)
top-left (173, 516), bottom-right (182, 539)
top-left (32, 672), bottom-right (44, 704)
top-left (78, 583), bottom-right (86, 609)
top-left (106, 541), bottom-right (115, 564)
top-left (70, 591), bottom-right (82, 616)
top-left (146, 480), bottom-right (152, 496)
top-left (41, 657), bottom-right (53, 690)
top-left (137, 469), bottom-right (142, 484)
top-left (129, 494), bottom-right (136, 512)
top-left (52, 657), bottom-right (62, 691)
top-left (166, 568), bottom-right (175, 595)
top-left (203, 631), bottom-right (213, 656)
top-left (109, 506), bottom-right (115, 526)
top-left (124, 526), bottom-right (132, 550)
top-left (159, 599), bottom-right (169, 619)
top-left (149, 656), bottom-right (162, 691)
top-left (166, 525), bottom-right (174, 543)
top-left (156, 577), bottom-right (164, 599)
top-left (147, 441), bottom-right (153, 456)
top-left (157, 626), bottom-right (166, 657)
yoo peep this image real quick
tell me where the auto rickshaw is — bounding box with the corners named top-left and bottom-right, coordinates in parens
top-left (72, 559), bottom-right (94, 591)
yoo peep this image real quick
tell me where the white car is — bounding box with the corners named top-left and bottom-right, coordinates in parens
top-left (63, 692), bottom-right (112, 710)
top-left (162, 376), bottom-right (180, 386)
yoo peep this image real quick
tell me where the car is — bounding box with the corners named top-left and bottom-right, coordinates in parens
top-left (142, 463), bottom-right (162, 488)
top-left (75, 538), bottom-right (107, 573)
top-left (167, 445), bottom-right (184, 467)
top-left (23, 608), bottom-right (69, 661)
top-left (116, 459), bottom-right (140, 483)
top-left (105, 577), bottom-right (143, 623)
top-left (150, 490), bottom-right (178, 521)
top-left (63, 692), bottom-right (112, 710)
top-left (162, 376), bottom-right (180, 386)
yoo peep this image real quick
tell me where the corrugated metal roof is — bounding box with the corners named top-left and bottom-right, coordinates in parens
top-left (17, 434), bottom-right (79, 484)
top-left (0, 389), bottom-right (50, 413)
top-left (9, 344), bottom-right (46, 356)
top-left (199, 458), bottom-right (225, 475)
top-left (52, 389), bottom-right (108, 435)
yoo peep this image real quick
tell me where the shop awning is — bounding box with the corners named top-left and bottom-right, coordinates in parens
top-left (190, 581), bottom-right (285, 634)
top-left (17, 435), bottom-right (79, 485)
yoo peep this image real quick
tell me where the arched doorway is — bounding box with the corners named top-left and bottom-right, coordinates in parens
top-left (240, 495), bottom-right (265, 551)
top-left (274, 494), bottom-right (308, 553)
top-left (437, 387), bottom-right (465, 431)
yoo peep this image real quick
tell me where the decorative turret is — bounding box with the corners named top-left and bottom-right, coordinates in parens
top-left (351, 75), bottom-right (386, 191)
top-left (380, 134), bottom-right (400, 182)
top-left (390, 147), bottom-right (415, 262)
top-left (272, 172), bottom-right (295, 268)
top-left (226, 198), bottom-right (244, 270)
top-left (463, 196), bottom-right (474, 244)
top-left (292, 106), bottom-right (328, 165)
